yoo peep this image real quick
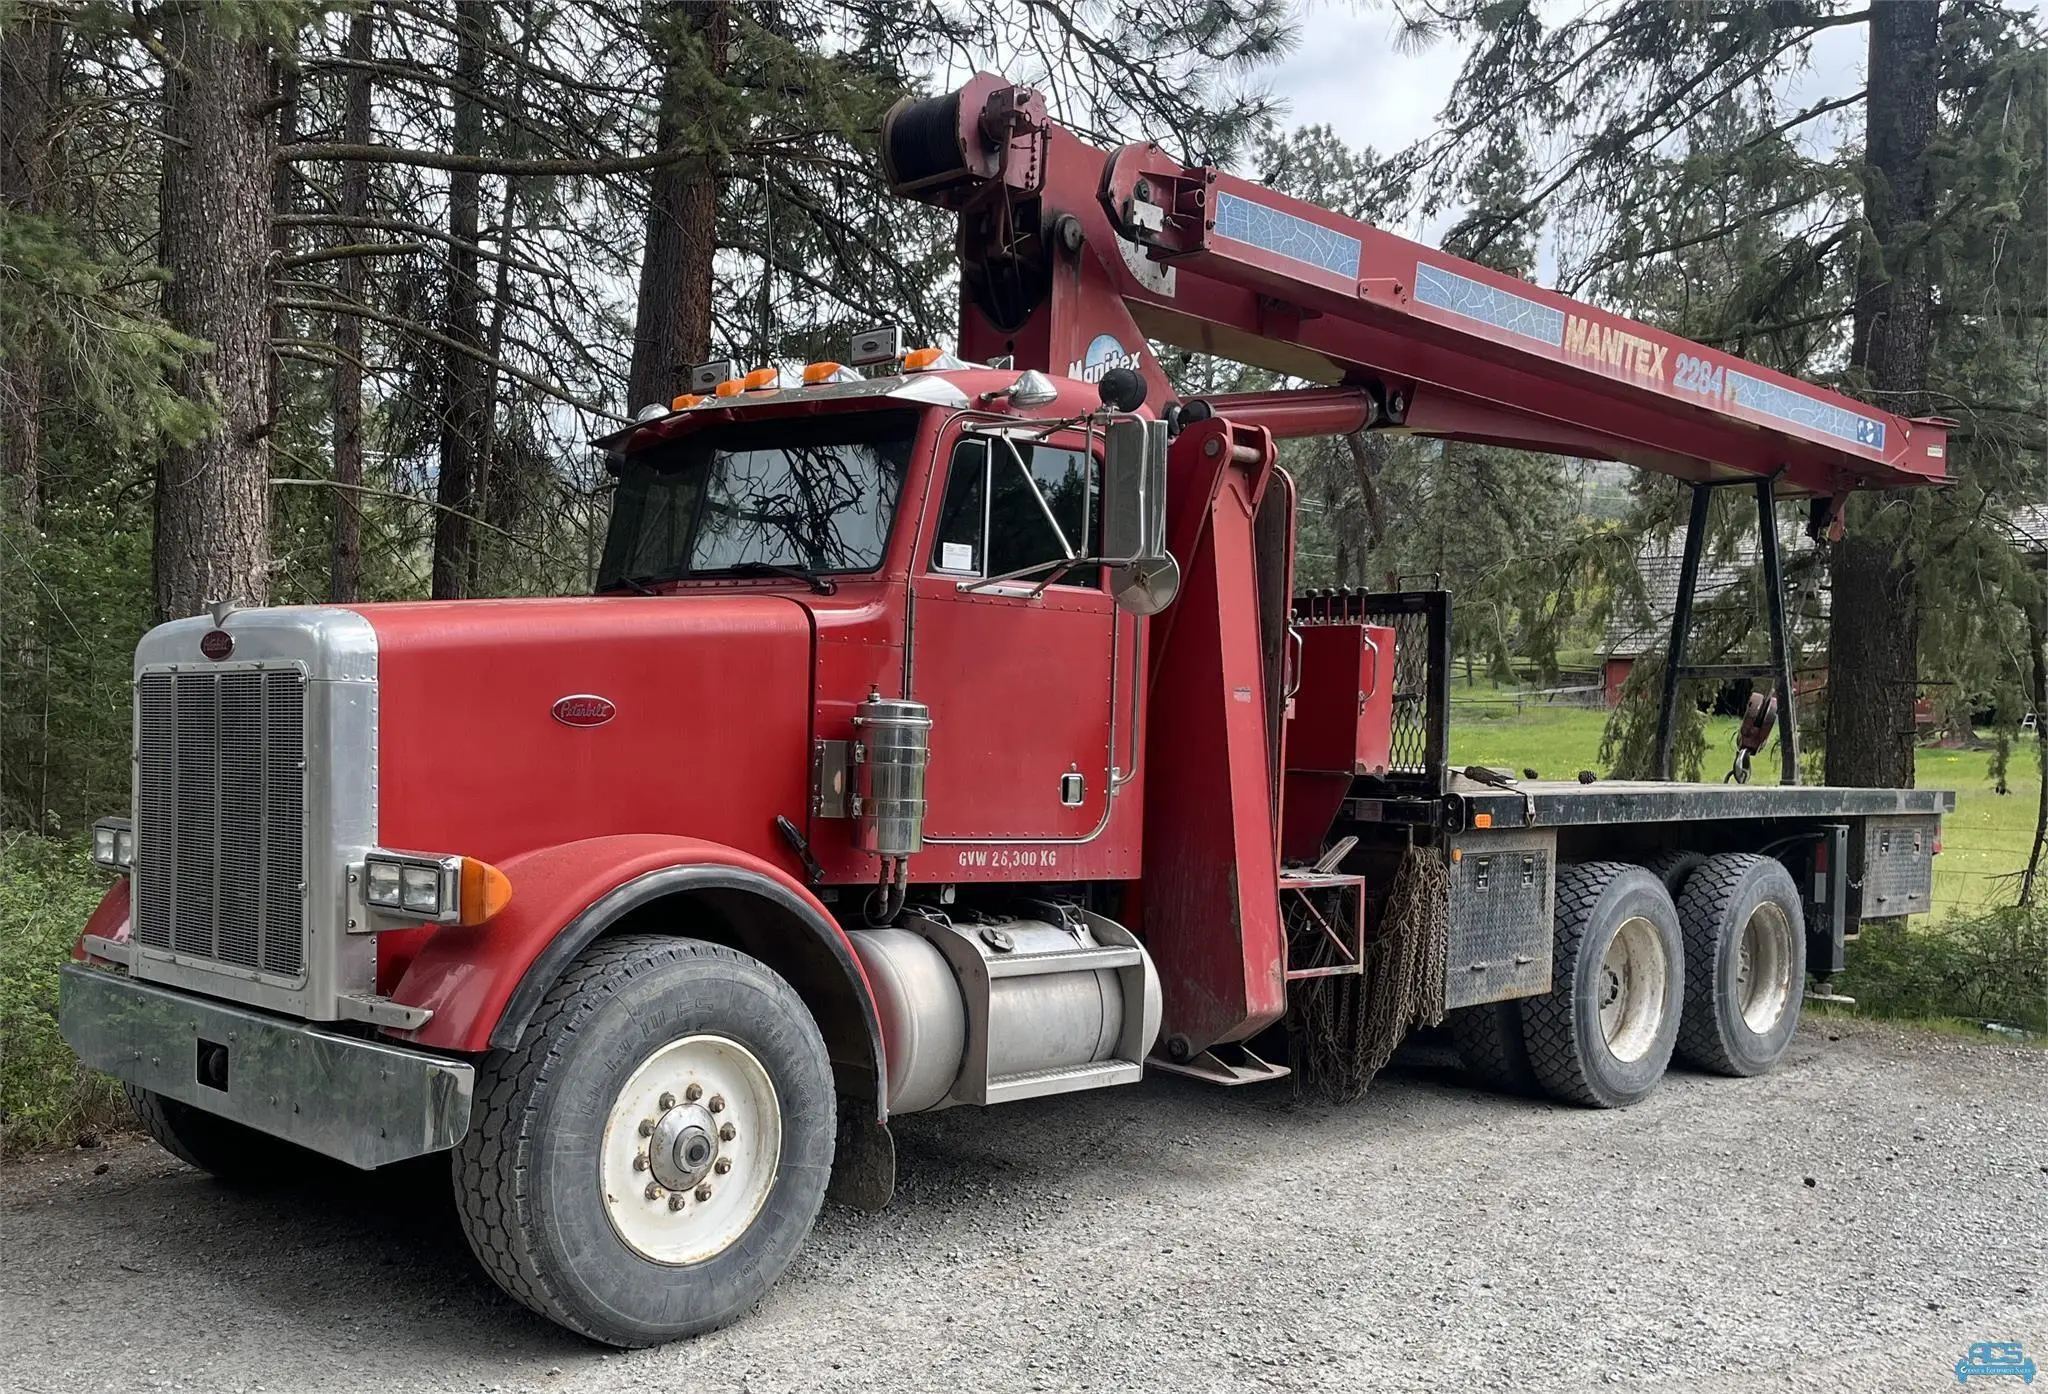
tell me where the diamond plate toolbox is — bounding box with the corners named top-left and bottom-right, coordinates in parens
top-left (1443, 829), bottom-right (1555, 1010)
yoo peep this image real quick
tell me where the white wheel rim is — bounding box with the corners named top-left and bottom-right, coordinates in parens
top-left (599, 1033), bottom-right (782, 1266)
top-left (1736, 901), bottom-right (1795, 1034)
top-left (1597, 916), bottom-right (1668, 1064)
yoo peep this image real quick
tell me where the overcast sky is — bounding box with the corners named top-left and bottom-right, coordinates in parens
top-left (1266, 1), bottom-right (2041, 241)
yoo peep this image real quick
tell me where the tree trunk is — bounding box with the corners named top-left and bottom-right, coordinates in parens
top-left (266, 58), bottom-right (299, 429)
top-left (1824, 0), bottom-right (1939, 789)
top-left (2021, 589), bottom-right (2047, 908)
top-left (626, 2), bottom-right (729, 411)
top-left (431, 0), bottom-right (489, 601)
top-left (328, 8), bottom-right (374, 603)
top-left (154, 6), bottom-right (276, 621)
top-left (0, 13), bottom-right (66, 530)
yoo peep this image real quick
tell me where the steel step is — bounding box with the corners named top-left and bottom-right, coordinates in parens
top-left (984, 945), bottom-right (1141, 979)
top-left (981, 1059), bottom-right (1144, 1104)
top-left (1148, 1043), bottom-right (1290, 1087)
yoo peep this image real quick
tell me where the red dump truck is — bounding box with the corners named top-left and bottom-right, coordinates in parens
top-left (61, 74), bottom-right (1953, 1346)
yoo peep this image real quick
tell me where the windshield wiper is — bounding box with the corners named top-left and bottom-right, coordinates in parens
top-left (720, 561), bottom-right (838, 595)
top-left (607, 574), bottom-right (662, 596)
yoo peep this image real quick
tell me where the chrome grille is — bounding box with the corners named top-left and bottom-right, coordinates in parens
top-left (134, 666), bottom-right (308, 977)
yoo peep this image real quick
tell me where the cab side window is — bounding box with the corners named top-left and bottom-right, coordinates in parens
top-left (929, 438), bottom-right (1100, 588)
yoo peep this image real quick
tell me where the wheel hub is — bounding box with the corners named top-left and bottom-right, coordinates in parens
top-left (599, 1033), bottom-right (783, 1266)
top-left (1737, 901), bottom-right (1795, 1034)
top-left (647, 1103), bottom-right (720, 1193)
top-left (1597, 915), bottom-right (1668, 1064)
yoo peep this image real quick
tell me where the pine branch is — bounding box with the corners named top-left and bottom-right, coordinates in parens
top-left (275, 296), bottom-right (616, 418)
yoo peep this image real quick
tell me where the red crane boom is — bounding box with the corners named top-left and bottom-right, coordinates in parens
top-left (883, 73), bottom-right (1948, 506)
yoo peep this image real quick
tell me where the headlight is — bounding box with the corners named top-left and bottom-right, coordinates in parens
top-left (91, 817), bottom-right (133, 871)
top-left (365, 859), bottom-right (405, 909)
top-left (359, 851), bottom-right (511, 927)
top-left (400, 864), bottom-right (441, 913)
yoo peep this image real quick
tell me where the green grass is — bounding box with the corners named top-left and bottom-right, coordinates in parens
top-left (1445, 685), bottom-right (2041, 913)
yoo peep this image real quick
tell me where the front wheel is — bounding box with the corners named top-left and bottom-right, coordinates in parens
top-left (454, 934), bottom-right (835, 1346)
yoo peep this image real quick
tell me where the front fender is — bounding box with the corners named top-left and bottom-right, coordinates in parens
top-left (390, 836), bottom-right (881, 1084)
top-left (71, 877), bottom-right (132, 963)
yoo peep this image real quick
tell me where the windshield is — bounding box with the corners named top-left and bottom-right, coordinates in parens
top-left (597, 411), bottom-right (916, 591)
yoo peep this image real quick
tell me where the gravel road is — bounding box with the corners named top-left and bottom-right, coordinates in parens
top-left (3, 1019), bottom-right (2042, 1394)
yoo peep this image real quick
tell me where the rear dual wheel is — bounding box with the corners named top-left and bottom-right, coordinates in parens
top-left (1455, 854), bottom-right (1806, 1105)
top-left (1674, 854), bottom-right (1806, 1076)
top-left (1521, 862), bottom-right (1685, 1108)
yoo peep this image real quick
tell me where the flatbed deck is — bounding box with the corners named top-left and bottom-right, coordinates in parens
top-left (1353, 777), bottom-right (1955, 832)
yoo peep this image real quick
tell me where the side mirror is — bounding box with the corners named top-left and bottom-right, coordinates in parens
top-left (1100, 417), bottom-right (1178, 614)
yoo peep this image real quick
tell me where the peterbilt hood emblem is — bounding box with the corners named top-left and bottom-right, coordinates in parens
top-left (199, 629), bottom-right (234, 661)
top-left (551, 694), bottom-right (616, 727)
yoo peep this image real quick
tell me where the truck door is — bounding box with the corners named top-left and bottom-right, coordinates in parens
top-left (909, 430), bottom-right (1125, 847)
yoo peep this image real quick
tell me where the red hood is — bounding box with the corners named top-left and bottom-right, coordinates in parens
top-left (355, 596), bottom-right (815, 867)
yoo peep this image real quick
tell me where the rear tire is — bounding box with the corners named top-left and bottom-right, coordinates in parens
top-left (1522, 863), bottom-right (1683, 1108)
top-left (1447, 1000), bottom-right (1539, 1096)
top-left (125, 1085), bottom-right (308, 1186)
top-left (454, 934), bottom-right (834, 1347)
top-left (1640, 849), bottom-right (1707, 900)
top-left (1673, 854), bottom-right (1806, 1076)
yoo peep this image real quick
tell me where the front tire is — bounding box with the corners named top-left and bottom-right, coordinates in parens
top-left (1521, 863), bottom-right (1684, 1108)
top-left (1673, 854), bottom-right (1806, 1076)
top-left (454, 934), bottom-right (835, 1347)
top-left (126, 1085), bottom-right (310, 1186)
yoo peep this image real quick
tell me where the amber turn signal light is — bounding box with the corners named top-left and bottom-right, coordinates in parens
top-left (458, 857), bottom-right (513, 926)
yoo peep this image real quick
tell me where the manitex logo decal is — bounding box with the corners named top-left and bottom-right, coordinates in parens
top-left (1067, 333), bottom-right (1142, 384)
top-left (551, 693), bottom-right (616, 728)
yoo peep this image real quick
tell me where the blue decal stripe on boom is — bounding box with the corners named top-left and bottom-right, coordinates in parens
top-left (1725, 370), bottom-right (1886, 451)
top-left (1413, 263), bottom-right (1565, 347)
top-left (1213, 192), bottom-right (1362, 278)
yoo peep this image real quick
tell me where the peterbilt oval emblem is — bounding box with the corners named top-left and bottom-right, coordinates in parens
top-left (199, 629), bottom-right (234, 661)
top-left (551, 694), bottom-right (616, 727)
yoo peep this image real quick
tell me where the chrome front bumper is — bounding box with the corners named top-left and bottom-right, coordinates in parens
top-left (60, 963), bottom-right (473, 1169)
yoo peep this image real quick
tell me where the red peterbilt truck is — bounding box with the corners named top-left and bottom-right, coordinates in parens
top-left (61, 74), bottom-right (1954, 1346)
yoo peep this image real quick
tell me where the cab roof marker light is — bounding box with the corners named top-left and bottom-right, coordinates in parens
top-left (713, 378), bottom-right (746, 398)
top-left (802, 361), bottom-right (862, 385)
top-left (741, 367), bottom-right (780, 391)
top-left (669, 392), bottom-right (705, 409)
top-left (903, 346), bottom-right (945, 371)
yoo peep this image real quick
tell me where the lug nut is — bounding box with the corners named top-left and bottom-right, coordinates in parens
top-left (645, 1182), bottom-right (663, 1201)
top-left (708, 1094), bottom-right (725, 1113)
top-left (684, 1083), bottom-right (702, 1102)
top-left (638, 1118), bottom-right (656, 1136)
top-left (633, 1154), bottom-right (650, 1172)
top-left (719, 1122), bottom-right (736, 1141)
top-left (659, 1092), bottom-right (678, 1110)
top-left (695, 1184), bottom-right (713, 1202)
top-left (714, 1158), bottom-right (732, 1175)
top-left (668, 1194), bottom-right (686, 1212)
